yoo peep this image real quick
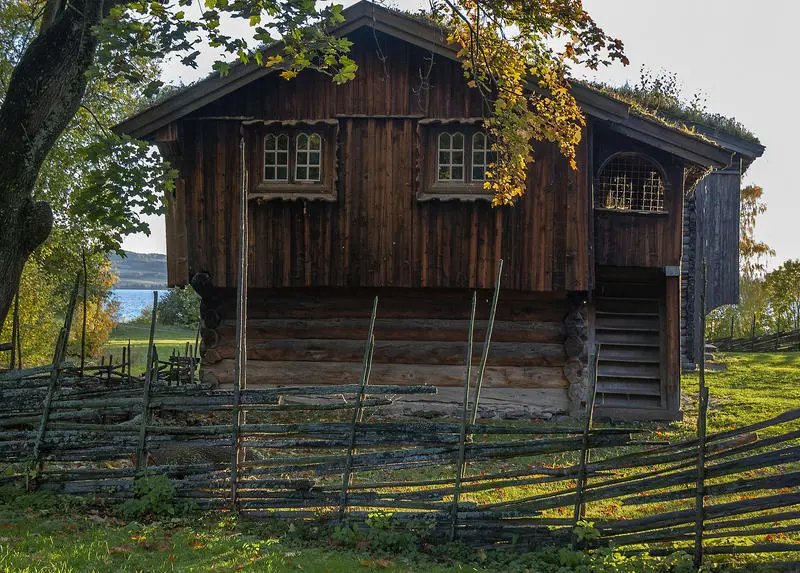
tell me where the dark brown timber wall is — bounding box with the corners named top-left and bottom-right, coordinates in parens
top-left (199, 288), bottom-right (574, 418)
top-left (592, 127), bottom-right (685, 269)
top-left (165, 28), bottom-right (591, 293)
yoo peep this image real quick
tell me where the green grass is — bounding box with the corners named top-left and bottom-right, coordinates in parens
top-left (102, 323), bottom-right (197, 376)
top-left (3, 352), bottom-right (800, 571)
top-left (680, 352), bottom-right (800, 437)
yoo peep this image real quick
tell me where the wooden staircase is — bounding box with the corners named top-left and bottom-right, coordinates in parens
top-left (593, 296), bottom-right (670, 420)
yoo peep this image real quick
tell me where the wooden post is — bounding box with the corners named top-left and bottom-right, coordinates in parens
top-left (338, 297), bottom-right (378, 521)
top-left (470, 259), bottom-right (503, 425)
top-left (751, 314), bottom-right (756, 352)
top-left (80, 250), bottom-right (88, 378)
top-left (450, 291), bottom-right (477, 540)
top-left (127, 339), bottom-right (132, 382)
top-left (357, 298), bottom-right (380, 425)
top-left (136, 291), bottom-right (159, 471)
top-left (9, 292), bottom-right (19, 370)
top-left (193, 318), bottom-right (201, 382)
top-left (231, 129), bottom-right (250, 507)
top-left (694, 262), bottom-right (709, 568)
top-left (32, 276), bottom-right (80, 479)
top-left (573, 345), bottom-right (600, 532)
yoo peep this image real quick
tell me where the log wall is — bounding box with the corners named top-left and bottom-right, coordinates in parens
top-left (592, 126), bottom-right (685, 269)
top-left (166, 28), bottom-right (591, 293)
top-left (198, 288), bottom-right (573, 418)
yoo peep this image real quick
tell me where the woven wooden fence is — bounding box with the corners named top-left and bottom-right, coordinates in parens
top-left (2, 280), bottom-right (800, 565)
top-left (3, 357), bottom-right (800, 561)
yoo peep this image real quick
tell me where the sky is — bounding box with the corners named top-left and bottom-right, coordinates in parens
top-left (122, 0), bottom-right (799, 269)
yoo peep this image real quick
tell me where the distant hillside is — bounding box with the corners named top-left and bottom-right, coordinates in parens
top-left (110, 251), bottom-right (167, 289)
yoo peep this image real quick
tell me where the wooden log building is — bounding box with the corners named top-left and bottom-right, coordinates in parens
top-left (117, 2), bottom-right (763, 421)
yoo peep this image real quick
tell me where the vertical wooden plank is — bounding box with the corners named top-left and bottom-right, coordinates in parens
top-left (665, 275), bottom-right (681, 415)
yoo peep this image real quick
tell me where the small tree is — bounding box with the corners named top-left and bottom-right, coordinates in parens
top-left (158, 287), bottom-right (201, 328)
top-left (765, 260), bottom-right (800, 333)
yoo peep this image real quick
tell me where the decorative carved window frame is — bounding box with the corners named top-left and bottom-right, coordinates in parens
top-left (594, 151), bottom-right (670, 215)
top-left (247, 119), bottom-right (339, 202)
top-left (417, 118), bottom-right (494, 202)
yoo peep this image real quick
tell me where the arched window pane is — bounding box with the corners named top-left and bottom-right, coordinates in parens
top-left (437, 132), bottom-right (465, 182)
top-left (472, 132), bottom-right (493, 181)
top-left (264, 132), bottom-right (289, 181)
top-left (596, 154), bottom-right (665, 212)
top-left (296, 132), bottom-right (322, 182)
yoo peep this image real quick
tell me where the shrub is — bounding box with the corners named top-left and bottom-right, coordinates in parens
top-left (157, 287), bottom-right (200, 327)
top-left (118, 474), bottom-right (187, 521)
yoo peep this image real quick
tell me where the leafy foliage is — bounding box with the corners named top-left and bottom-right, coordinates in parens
top-left (0, 241), bottom-right (118, 367)
top-left (157, 287), bottom-right (201, 327)
top-left (739, 185), bottom-right (775, 279)
top-left (764, 260), bottom-right (800, 332)
top-left (119, 474), bottom-right (187, 521)
top-left (431, 0), bottom-right (628, 205)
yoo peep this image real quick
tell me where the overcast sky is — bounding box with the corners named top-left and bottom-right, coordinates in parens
top-left (123, 0), bottom-right (798, 269)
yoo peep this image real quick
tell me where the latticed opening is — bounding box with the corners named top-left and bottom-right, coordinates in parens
top-left (596, 154), bottom-right (665, 212)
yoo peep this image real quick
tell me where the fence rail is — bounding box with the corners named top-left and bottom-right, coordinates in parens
top-left (713, 328), bottom-right (800, 352)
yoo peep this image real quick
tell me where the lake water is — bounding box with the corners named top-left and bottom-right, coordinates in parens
top-left (111, 289), bottom-right (168, 322)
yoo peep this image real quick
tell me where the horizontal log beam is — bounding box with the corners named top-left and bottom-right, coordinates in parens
top-left (211, 339), bottom-right (566, 367)
top-left (203, 359), bottom-right (568, 388)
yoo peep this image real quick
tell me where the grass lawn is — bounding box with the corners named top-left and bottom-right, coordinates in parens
top-left (2, 352), bottom-right (799, 571)
top-left (102, 323), bottom-right (198, 377)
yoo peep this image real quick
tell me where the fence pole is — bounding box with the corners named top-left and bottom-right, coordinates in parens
top-left (80, 250), bottom-right (88, 378)
top-left (231, 128), bottom-right (250, 508)
top-left (136, 291), bottom-right (159, 471)
top-left (694, 262), bottom-right (709, 568)
top-left (573, 345), bottom-right (600, 534)
top-left (32, 275), bottom-right (80, 481)
top-left (470, 259), bottom-right (503, 425)
top-left (9, 292), bottom-right (19, 370)
top-left (450, 291), bottom-right (477, 540)
top-left (338, 297), bottom-right (378, 521)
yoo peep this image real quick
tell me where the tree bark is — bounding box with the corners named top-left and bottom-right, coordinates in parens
top-left (0, 0), bottom-right (107, 327)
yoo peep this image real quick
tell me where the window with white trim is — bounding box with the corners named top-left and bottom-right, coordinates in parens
top-left (420, 125), bottom-right (496, 201)
top-left (295, 133), bottom-right (322, 182)
top-left (253, 123), bottom-right (336, 201)
top-left (471, 132), bottom-right (496, 181)
top-left (264, 133), bottom-right (289, 181)
top-left (437, 132), bottom-right (465, 181)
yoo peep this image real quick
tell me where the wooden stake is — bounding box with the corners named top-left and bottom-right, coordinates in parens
top-left (32, 275), bottom-right (80, 479)
top-left (470, 259), bottom-right (503, 425)
top-left (573, 345), bottom-right (600, 531)
top-left (136, 291), bottom-right (158, 471)
top-left (231, 129), bottom-right (249, 507)
top-left (357, 297), bottom-right (380, 425)
top-left (9, 291), bottom-right (19, 370)
top-left (451, 291), bottom-right (477, 540)
top-left (695, 261), bottom-right (709, 568)
top-left (80, 250), bottom-right (88, 378)
top-left (339, 297), bottom-right (378, 521)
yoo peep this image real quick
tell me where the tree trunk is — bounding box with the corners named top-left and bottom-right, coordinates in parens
top-left (0, 0), bottom-right (107, 327)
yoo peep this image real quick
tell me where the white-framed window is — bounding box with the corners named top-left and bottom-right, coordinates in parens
top-left (471, 132), bottom-right (496, 181)
top-left (295, 133), bottom-right (322, 182)
top-left (437, 132), bottom-right (465, 182)
top-left (264, 133), bottom-right (289, 181)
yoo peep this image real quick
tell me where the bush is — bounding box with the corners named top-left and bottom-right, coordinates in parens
top-left (157, 287), bottom-right (200, 327)
top-left (118, 474), bottom-right (188, 521)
